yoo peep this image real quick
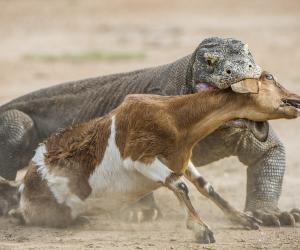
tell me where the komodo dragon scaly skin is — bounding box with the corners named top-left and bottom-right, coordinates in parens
top-left (0, 37), bottom-right (299, 226)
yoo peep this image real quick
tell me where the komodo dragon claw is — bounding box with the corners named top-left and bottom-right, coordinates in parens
top-left (249, 208), bottom-right (300, 226)
top-left (229, 211), bottom-right (261, 230)
top-left (118, 195), bottom-right (162, 223)
top-left (0, 176), bottom-right (20, 216)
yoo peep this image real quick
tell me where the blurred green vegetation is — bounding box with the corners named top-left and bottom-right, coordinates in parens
top-left (24, 50), bottom-right (146, 62)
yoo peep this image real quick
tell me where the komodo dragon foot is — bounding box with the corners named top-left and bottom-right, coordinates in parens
top-left (119, 195), bottom-right (162, 223)
top-left (248, 207), bottom-right (300, 227)
top-left (0, 176), bottom-right (20, 216)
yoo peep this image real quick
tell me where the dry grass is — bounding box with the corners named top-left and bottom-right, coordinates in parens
top-left (24, 50), bottom-right (146, 62)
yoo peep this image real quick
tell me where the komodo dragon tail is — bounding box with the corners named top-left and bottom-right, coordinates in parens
top-left (0, 176), bottom-right (20, 216)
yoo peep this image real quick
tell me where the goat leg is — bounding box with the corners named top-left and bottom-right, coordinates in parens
top-left (165, 178), bottom-right (215, 244)
top-left (185, 162), bottom-right (260, 230)
top-left (134, 159), bottom-right (215, 244)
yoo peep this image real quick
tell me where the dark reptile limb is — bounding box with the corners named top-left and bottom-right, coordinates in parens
top-left (0, 176), bottom-right (19, 216)
top-left (0, 110), bottom-right (38, 180)
top-left (192, 125), bottom-right (299, 226)
top-left (0, 110), bottom-right (38, 216)
top-left (118, 194), bottom-right (162, 223)
top-left (237, 126), bottom-right (285, 212)
top-left (238, 127), bottom-right (300, 226)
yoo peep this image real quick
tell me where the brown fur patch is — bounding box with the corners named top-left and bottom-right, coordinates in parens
top-left (44, 115), bottom-right (112, 199)
top-left (117, 92), bottom-right (236, 173)
top-left (115, 95), bottom-right (180, 165)
top-left (22, 164), bottom-right (73, 227)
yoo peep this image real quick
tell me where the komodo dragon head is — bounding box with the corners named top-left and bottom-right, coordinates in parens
top-left (188, 37), bottom-right (266, 140)
top-left (191, 37), bottom-right (261, 90)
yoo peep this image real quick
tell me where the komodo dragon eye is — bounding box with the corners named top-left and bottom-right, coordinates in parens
top-left (265, 74), bottom-right (274, 80)
top-left (206, 59), bottom-right (212, 66)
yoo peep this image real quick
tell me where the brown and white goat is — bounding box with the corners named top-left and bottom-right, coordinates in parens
top-left (10, 71), bottom-right (300, 243)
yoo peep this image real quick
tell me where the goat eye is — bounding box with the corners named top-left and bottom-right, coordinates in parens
top-left (265, 74), bottom-right (274, 80)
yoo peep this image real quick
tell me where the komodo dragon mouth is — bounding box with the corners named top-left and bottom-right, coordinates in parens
top-left (194, 80), bottom-right (269, 141)
top-left (195, 82), bottom-right (218, 92)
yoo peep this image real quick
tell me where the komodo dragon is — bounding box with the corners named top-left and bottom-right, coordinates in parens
top-left (0, 37), bottom-right (299, 226)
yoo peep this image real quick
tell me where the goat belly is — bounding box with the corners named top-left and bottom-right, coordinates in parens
top-left (88, 116), bottom-right (160, 211)
top-left (88, 160), bottom-right (160, 211)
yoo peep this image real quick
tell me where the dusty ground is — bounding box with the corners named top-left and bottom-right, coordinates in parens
top-left (0, 0), bottom-right (300, 249)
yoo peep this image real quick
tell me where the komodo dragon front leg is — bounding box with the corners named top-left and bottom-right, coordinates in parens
top-left (192, 125), bottom-right (300, 226)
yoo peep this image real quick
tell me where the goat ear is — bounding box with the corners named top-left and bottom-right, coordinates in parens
top-left (231, 79), bottom-right (260, 94)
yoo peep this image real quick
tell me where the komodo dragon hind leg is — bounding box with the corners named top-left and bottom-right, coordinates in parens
top-left (119, 194), bottom-right (162, 223)
top-left (0, 176), bottom-right (20, 216)
top-left (0, 110), bottom-right (38, 180)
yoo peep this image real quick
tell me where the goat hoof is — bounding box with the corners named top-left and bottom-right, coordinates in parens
top-left (195, 227), bottom-right (215, 244)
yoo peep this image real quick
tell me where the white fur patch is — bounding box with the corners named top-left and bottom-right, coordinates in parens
top-left (18, 183), bottom-right (25, 193)
top-left (187, 161), bottom-right (212, 193)
top-left (88, 116), bottom-right (165, 210)
top-left (32, 144), bottom-right (84, 218)
top-left (133, 158), bottom-right (173, 183)
top-left (187, 161), bottom-right (202, 179)
top-left (89, 116), bottom-right (125, 192)
top-left (204, 183), bottom-right (212, 193)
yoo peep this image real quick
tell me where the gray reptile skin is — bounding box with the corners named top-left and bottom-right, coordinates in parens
top-left (0, 37), bottom-right (293, 224)
top-left (192, 125), bottom-right (284, 213)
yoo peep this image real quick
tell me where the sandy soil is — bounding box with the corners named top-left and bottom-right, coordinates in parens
top-left (0, 0), bottom-right (300, 249)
